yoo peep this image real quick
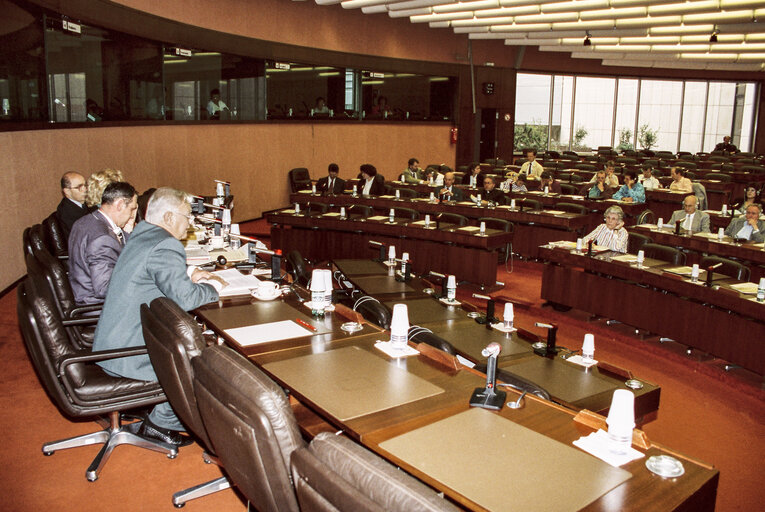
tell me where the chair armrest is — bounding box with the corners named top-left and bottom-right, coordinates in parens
top-left (70, 303), bottom-right (103, 317)
top-left (58, 346), bottom-right (149, 374)
top-left (62, 317), bottom-right (99, 327)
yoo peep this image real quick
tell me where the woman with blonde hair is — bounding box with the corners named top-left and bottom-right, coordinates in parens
top-left (85, 168), bottom-right (124, 208)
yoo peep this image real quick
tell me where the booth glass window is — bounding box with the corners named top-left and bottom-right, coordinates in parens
top-left (361, 71), bottom-right (455, 121)
top-left (266, 62), bottom-right (348, 119)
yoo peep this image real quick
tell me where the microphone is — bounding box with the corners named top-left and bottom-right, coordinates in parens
top-left (369, 240), bottom-right (386, 262)
top-left (470, 342), bottom-right (506, 410)
top-left (533, 322), bottom-right (559, 358)
top-left (705, 262), bottom-right (723, 287)
top-left (428, 271), bottom-right (446, 298)
top-left (675, 217), bottom-right (686, 235)
top-left (472, 294), bottom-right (498, 328)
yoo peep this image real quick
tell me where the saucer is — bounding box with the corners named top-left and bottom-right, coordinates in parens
top-left (252, 290), bottom-right (281, 301)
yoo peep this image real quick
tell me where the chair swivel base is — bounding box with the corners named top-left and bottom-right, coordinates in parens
top-left (42, 411), bottom-right (178, 481)
top-left (173, 476), bottom-right (231, 508)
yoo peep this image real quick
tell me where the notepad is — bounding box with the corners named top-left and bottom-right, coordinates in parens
top-left (611, 254), bottom-right (638, 263)
top-left (457, 226), bottom-right (481, 232)
top-left (225, 320), bottom-right (313, 346)
top-left (729, 282), bottom-right (759, 294)
top-left (367, 215), bottom-right (389, 221)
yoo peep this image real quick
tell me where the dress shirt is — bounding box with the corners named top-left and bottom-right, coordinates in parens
top-left (520, 161), bottom-right (544, 179)
top-left (512, 183), bottom-right (528, 193)
top-left (669, 177), bottom-right (693, 193)
top-left (362, 178), bottom-right (374, 196)
top-left (639, 176), bottom-right (661, 190)
top-left (589, 173), bottom-right (619, 188)
top-left (725, 217), bottom-right (765, 242)
top-left (613, 183), bottom-right (646, 204)
top-left (582, 224), bottom-right (628, 253)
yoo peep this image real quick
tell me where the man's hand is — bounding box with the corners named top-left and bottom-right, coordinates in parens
top-left (747, 216), bottom-right (759, 228)
top-left (191, 269), bottom-right (214, 283)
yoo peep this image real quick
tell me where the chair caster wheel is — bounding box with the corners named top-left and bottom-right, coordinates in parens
top-left (168, 454), bottom-right (177, 459)
top-left (42, 451), bottom-right (53, 456)
top-left (174, 503), bottom-right (185, 508)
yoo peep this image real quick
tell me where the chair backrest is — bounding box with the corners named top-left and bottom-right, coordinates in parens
top-left (570, 173), bottom-right (584, 184)
top-left (24, 224), bottom-right (47, 260)
top-left (635, 209), bottom-right (655, 226)
top-left (290, 432), bottom-right (461, 512)
top-left (559, 183), bottom-right (578, 195)
top-left (704, 172), bottom-right (732, 182)
top-left (642, 243), bottom-right (686, 265)
top-left (393, 187), bottom-right (417, 199)
top-left (520, 198), bottom-right (542, 210)
top-left (674, 160), bottom-right (697, 170)
top-left (141, 298), bottom-right (212, 449)
top-left (33, 247), bottom-right (78, 319)
top-left (477, 217), bottom-right (512, 233)
top-left (42, 213), bottom-right (68, 258)
top-left (192, 345), bottom-right (303, 512)
top-left (574, 163), bottom-right (597, 171)
top-left (691, 182), bottom-right (707, 210)
top-left (554, 202), bottom-right (588, 215)
top-left (408, 327), bottom-right (456, 355)
top-left (289, 168), bottom-right (312, 193)
top-left (347, 204), bottom-right (373, 218)
top-left (286, 250), bottom-right (310, 286)
top-left (308, 203), bottom-right (329, 215)
top-left (628, 231), bottom-right (653, 254)
top-left (436, 213), bottom-right (468, 227)
top-left (699, 256), bottom-right (751, 282)
top-left (392, 207), bottom-right (419, 221)
top-left (352, 295), bottom-right (391, 329)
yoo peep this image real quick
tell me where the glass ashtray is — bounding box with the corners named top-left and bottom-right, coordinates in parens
top-left (645, 455), bottom-right (685, 478)
top-left (340, 322), bottom-right (363, 333)
top-left (466, 312), bottom-right (480, 318)
top-left (625, 379), bottom-right (644, 390)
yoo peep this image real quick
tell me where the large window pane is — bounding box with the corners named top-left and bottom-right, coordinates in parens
top-left (0, 1), bottom-right (46, 122)
top-left (514, 73), bottom-right (551, 151)
top-left (679, 82), bottom-right (707, 153)
top-left (613, 79), bottom-right (638, 151)
top-left (572, 76), bottom-right (615, 150)
top-left (550, 75), bottom-right (574, 152)
top-left (703, 82), bottom-right (736, 152)
top-left (637, 80), bottom-right (683, 152)
top-left (738, 83), bottom-right (757, 152)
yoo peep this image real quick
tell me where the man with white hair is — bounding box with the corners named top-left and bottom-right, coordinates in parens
top-left (93, 187), bottom-right (225, 446)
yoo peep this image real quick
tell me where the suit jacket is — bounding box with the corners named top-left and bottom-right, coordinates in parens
top-left (438, 185), bottom-right (464, 202)
top-left (56, 197), bottom-right (89, 236)
top-left (401, 168), bottom-right (423, 184)
top-left (358, 174), bottom-right (386, 196)
top-left (724, 217), bottom-right (765, 242)
top-left (68, 211), bottom-right (125, 305)
top-left (93, 221), bottom-right (218, 381)
top-left (667, 209), bottom-right (711, 233)
top-left (316, 176), bottom-right (346, 195)
top-left (480, 188), bottom-right (506, 205)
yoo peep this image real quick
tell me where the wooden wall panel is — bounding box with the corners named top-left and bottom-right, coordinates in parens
top-left (1, 122), bottom-right (455, 290)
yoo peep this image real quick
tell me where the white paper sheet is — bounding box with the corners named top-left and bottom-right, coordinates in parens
top-left (225, 320), bottom-right (314, 346)
top-left (209, 268), bottom-right (263, 297)
top-left (573, 429), bottom-right (645, 467)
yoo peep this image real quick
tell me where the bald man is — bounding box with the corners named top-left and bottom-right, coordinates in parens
top-left (56, 171), bottom-right (90, 236)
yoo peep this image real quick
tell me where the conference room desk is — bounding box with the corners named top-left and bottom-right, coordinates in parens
top-left (266, 210), bottom-right (512, 287)
top-left (630, 224), bottom-right (765, 281)
top-left (287, 192), bottom-right (596, 258)
top-left (539, 245), bottom-right (765, 376)
top-left (195, 291), bottom-right (716, 512)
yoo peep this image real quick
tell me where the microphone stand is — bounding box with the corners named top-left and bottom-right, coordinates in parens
top-left (469, 343), bottom-right (506, 410)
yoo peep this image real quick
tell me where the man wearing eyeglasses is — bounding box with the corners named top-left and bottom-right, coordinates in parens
top-left (94, 187), bottom-right (227, 447)
top-left (56, 171), bottom-right (91, 235)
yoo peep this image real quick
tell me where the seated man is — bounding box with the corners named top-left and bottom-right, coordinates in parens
top-left (581, 205), bottom-right (628, 253)
top-left (714, 135), bottom-right (738, 154)
top-left (669, 167), bottom-right (693, 193)
top-left (583, 171), bottom-right (614, 199)
top-left (438, 172), bottom-right (463, 202)
top-left (589, 161), bottom-right (620, 188)
top-left (462, 162), bottom-right (484, 188)
top-left (668, 195), bottom-right (710, 233)
top-left (537, 171), bottom-right (562, 194)
top-left (725, 204), bottom-right (764, 242)
top-left (638, 165), bottom-right (661, 190)
top-left (93, 187), bottom-right (225, 446)
top-left (612, 170), bottom-right (646, 204)
top-left (475, 176), bottom-right (505, 205)
top-left (316, 163), bottom-right (345, 195)
top-left (401, 157), bottom-right (424, 184)
top-left (68, 182), bottom-right (138, 305)
top-left (56, 171), bottom-right (90, 236)
top-left (519, 148), bottom-right (544, 179)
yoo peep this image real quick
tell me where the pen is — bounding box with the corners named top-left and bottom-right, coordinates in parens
top-left (294, 318), bottom-right (317, 332)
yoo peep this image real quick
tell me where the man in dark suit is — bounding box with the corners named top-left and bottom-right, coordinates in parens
top-left (316, 163), bottom-right (346, 195)
top-left (68, 182), bottom-right (139, 305)
top-left (725, 204), bottom-right (764, 242)
top-left (93, 187), bottom-right (224, 446)
top-left (714, 136), bottom-right (738, 154)
top-left (478, 176), bottom-right (505, 205)
top-left (56, 171), bottom-right (90, 236)
top-left (438, 172), bottom-right (464, 202)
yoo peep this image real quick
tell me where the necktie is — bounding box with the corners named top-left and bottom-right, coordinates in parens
top-left (683, 214), bottom-right (692, 230)
top-left (116, 230), bottom-right (125, 246)
top-left (329, 179), bottom-right (334, 192)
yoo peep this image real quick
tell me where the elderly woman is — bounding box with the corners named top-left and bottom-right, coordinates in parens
top-left (581, 205), bottom-right (628, 253)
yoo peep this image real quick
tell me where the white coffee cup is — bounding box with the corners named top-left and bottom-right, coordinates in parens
top-left (210, 235), bottom-right (225, 249)
top-left (257, 280), bottom-right (279, 297)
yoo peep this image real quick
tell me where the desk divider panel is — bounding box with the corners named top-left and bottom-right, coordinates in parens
top-left (379, 408), bottom-right (631, 512)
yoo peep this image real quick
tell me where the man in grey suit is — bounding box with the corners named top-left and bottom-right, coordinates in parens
top-left (68, 181), bottom-right (138, 305)
top-left (93, 187), bottom-right (225, 446)
top-left (438, 172), bottom-right (463, 202)
top-left (667, 195), bottom-right (710, 233)
top-left (725, 204), bottom-right (765, 242)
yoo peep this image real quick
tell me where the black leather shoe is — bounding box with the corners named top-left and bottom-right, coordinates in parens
top-left (138, 418), bottom-right (194, 447)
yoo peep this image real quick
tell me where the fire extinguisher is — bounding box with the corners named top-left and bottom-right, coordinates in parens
top-left (450, 126), bottom-right (458, 144)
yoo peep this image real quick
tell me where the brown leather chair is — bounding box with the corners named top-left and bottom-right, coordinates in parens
top-left (289, 168), bottom-right (312, 193)
top-left (700, 256), bottom-right (751, 282)
top-left (286, 250), bottom-right (311, 287)
top-left (392, 187), bottom-right (417, 199)
top-left (520, 198), bottom-right (542, 210)
top-left (16, 273), bottom-right (175, 481)
top-left (347, 204), bottom-right (373, 219)
top-left (42, 212), bottom-right (69, 260)
top-left (477, 217), bottom-right (513, 263)
top-left (554, 202), bottom-right (589, 215)
top-left (23, 224), bottom-right (47, 261)
top-left (290, 432), bottom-right (461, 512)
top-left (436, 212), bottom-right (468, 227)
top-left (392, 207), bottom-right (419, 221)
top-left (628, 231), bottom-right (653, 255)
top-left (140, 298), bottom-right (230, 507)
top-left (192, 345), bottom-right (303, 512)
top-left (635, 209), bottom-right (655, 225)
top-left (641, 243), bottom-right (686, 265)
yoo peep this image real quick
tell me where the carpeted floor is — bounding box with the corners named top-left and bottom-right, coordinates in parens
top-left (2, 220), bottom-right (762, 511)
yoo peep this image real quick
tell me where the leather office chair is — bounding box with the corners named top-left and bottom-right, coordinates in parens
top-left (307, 202), bottom-right (329, 215)
top-left (691, 182), bottom-right (707, 210)
top-left (140, 298), bottom-right (231, 507)
top-left (641, 243), bottom-right (686, 265)
top-left (554, 202), bottom-right (588, 215)
top-left (569, 173), bottom-right (584, 184)
top-left (392, 187), bottom-right (417, 199)
top-left (704, 172), bottom-right (732, 182)
top-left (478, 217), bottom-right (513, 263)
top-left (352, 294), bottom-right (391, 329)
top-left (407, 326), bottom-right (456, 355)
top-left (520, 198), bottom-right (542, 210)
top-left (43, 212), bottom-right (69, 260)
top-left (192, 345), bottom-right (303, 512)
top-left (635, 209), bottom-right (655, 225)
top-left (23, 223), bottom-right (47, 261)
top-left (289, 168), bottom-right (312, 193)
top-left (574, 163), bottom-right (597, 172)
top-left (285, 250), bottom-right (311, 287)
top-left (28, 248), bottom-right (100, 349)
top-left (347, 204), bottom-right (373, 218)
top-left (290, 432), bottom-right (461, 512)
top-left (628, 231), bottom-right (653, 254)
top-left (17, 273), bottom-right (175, 481)
top-left (436, 212), bottom-right (468, 227)
top-left (700, 256), bottom-right (751, 282)
top-left (559, 183), bottom-right (578, 195)
top-left (392, 207), bottom-right (419, 221)
top-left (674, 160), bottom-right (697, 170)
